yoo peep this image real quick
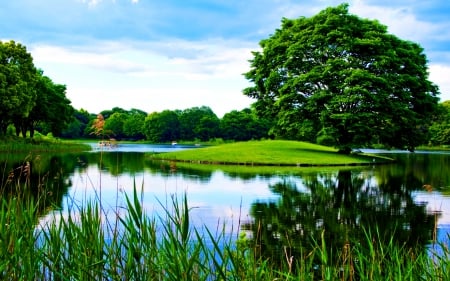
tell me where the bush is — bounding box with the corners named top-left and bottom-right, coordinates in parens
top-left (316, 134), bottom-right (335, 147)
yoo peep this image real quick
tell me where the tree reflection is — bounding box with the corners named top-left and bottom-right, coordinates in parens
top-left (0, 154), bottom-right (75, 217)
top-left (145, 160), bottom-right (214, 183)
top-left (247, 170), bottom-right (437, 268)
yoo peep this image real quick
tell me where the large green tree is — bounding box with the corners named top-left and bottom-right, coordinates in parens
top-left (243, 4), bottom-right (439, 153)
top-left (0, 40), bottom-right (37, 135)
top-left (26, 71), bottom-right (73, 137)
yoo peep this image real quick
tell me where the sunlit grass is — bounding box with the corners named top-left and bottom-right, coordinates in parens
top-left (153, 140), bottom-right (393, 166)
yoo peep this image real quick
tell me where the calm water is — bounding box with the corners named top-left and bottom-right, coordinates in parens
top-left (2, 143), bottom-right (449, 259)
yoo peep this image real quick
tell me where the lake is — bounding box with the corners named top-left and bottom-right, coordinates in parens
top-left (1, 143), bottom-right (449, 260)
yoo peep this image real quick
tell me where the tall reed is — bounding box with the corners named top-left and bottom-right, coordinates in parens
top-left (0, 180), bottom-right (449, 280)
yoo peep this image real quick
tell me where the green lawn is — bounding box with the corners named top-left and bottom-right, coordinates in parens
top-left (152, 140), bottom-right (392, 166)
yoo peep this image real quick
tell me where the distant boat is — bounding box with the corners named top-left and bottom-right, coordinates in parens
top-left (97, 138), bottom-right (118, 149)
top-left (171, 141), bottom-right (177, 145)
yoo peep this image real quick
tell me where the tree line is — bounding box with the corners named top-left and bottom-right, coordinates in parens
top-left (58, 102), bottom-right (450, 146)
top-left (60, 106), bottom-right (272, 142)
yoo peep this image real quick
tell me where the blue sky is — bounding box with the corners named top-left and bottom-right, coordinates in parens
top-left (1, 0), bottom-right (449, 117)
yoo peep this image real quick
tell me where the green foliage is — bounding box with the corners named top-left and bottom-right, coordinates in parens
top-left (178, 106), bottom-right (220, 141)
top-left (220, 108), bottom-right (271, 141)
top-left (104, 112), bottom-right (126, 138)
top-left (243, 4), bottom-right (439, 153)
top-left (144, 110), bottom-right (180, 143)
top-left (316, 134), bottom-right (335, 147)
top-left (0, 41), bottom-right (74, 139)
top-left (28, 71), bottom-right (74, 137)
top-left (61, 105), bottom-right (272, 143)
top-left (0, 40), bottom-right (37, 135)
top-left (61, 108), bottom-right (93, 139)
top-left (123, 109), bottom-right (146, 140)
top-left (428, 101), bottom-right (450, 145)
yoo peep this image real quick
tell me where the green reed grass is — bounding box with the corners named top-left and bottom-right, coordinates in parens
top-left (0, 182), bottom-right (449, 280)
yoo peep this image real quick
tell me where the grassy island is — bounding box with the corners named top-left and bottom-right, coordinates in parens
top-left (153, 140), bottom-right (393, 166)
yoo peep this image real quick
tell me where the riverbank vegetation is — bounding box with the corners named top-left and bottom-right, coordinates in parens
top-left (153, 140), bottom-right (393, 166)
top-left (1, 183), bottom-right (448, 280)
top-left (0, 135), bottom-right (90, 153)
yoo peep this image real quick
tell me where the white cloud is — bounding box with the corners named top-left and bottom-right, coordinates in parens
top-left (350, 1), bottom-right (435, 42)
top-left (31, 38), bottom-right (255, 80)
top-left (29, 39), bottom-right (254, 116)
top-left (429, 64), bottom-right (450, 101)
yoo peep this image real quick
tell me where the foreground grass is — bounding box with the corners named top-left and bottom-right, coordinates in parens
top-left (0, 137), bottom-right (90, 152)
top-left (0, 185), bottom-right (448, 280)
top-left (153, 140), bottom-right (393, 166)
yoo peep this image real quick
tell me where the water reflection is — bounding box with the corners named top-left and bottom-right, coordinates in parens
top-left (245, 171), bottom-right (437, 266)
top-left (0, 147), bottom-right (448, 260)
top-left (0, 153), bottom-right (75, 216)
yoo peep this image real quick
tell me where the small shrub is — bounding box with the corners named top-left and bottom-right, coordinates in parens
top-left (316, 134), bottom-right (335, 146)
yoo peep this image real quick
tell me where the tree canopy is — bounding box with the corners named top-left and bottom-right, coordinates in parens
top-left (243, 4), bottom-right (439, 153)
top-left (0, 40), bottom-right (37, 134)
top-left (428, 101), bottom-right (450, 145)
top-left (27, 71), bottom-right (73, 137)
top-left (0, 40), bottom-right (74, 138)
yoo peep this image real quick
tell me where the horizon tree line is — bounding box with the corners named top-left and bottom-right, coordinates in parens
top-left (60, 106), bottom-right (273, 143)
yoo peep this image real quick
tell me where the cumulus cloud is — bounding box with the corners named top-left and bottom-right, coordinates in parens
top-left (350, 1), bottom-right (449, 46)
top-left (29, 38), bottom-right (254, 116)
top-left (429, 64), bottom-right (450, 100)
top-left (30, 44), bottom-right (148, 74)
top-left (31, 37), bottom-right (255, 81)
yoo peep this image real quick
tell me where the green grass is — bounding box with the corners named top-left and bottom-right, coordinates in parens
top-left (152, 140), bottom-right (393, 166)
top-left (0, 182), bottom-right (448, 280)
top-left (0, 137), bottom-right (91, 152)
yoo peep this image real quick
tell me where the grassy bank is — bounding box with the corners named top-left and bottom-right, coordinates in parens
top-left (153, 140), bottom-right (393, 166)
top-left (0, 137), bottom-right (90, 153)
top-left (0, 185), bottom-right (448, 280)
